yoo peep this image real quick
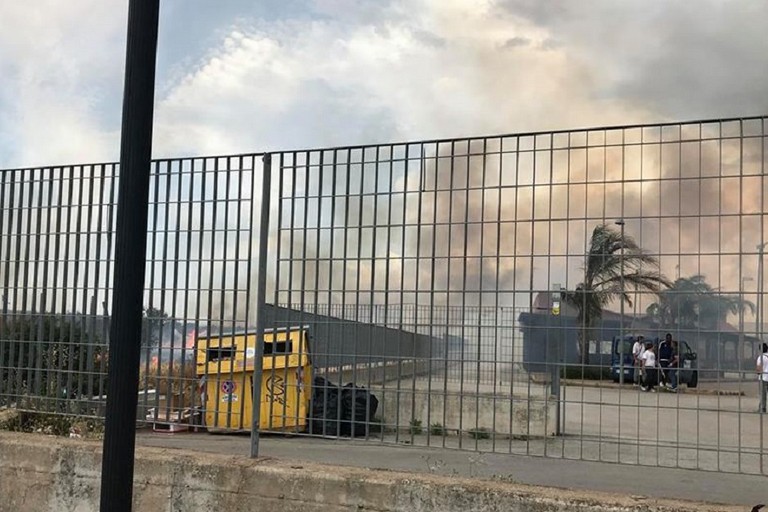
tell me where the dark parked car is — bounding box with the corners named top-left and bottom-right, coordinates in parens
top-left (611, 335), bottom-right (698, 388)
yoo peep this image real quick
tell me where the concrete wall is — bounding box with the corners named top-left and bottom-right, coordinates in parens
top-left (0, 432), bottom-right (739, 512)
top-left (373, 387), bottom-right (557, 437)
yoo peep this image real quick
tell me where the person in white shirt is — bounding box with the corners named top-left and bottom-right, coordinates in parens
top-left (640, 342), bottom-right (658, 392)
top-left (632, 336), bottom-right (645, 386)
top-left (756, 343), bottom-right (768, 413)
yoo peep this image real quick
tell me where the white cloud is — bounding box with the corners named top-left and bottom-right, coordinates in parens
top-left (2, 0), bottom-right (765, 165)
top-left (1, 0), bottom-right (765, 320)
top-left (0, 1), bottom-right (126, 167)
top-left (151, 0), bottom-right (652, 158)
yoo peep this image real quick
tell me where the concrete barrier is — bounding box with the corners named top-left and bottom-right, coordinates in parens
top-left (0, 431), bottom-right (741, 512)
top-left (373, 387), bottom-right (558, 437)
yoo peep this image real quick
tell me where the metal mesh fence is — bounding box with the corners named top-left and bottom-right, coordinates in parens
top-left (263, 117), bottom-right (768, 474)
top-left (0, 156), bottom-right (261, 429)
top-left (0, 164), bottom-right (115, 416)
top-left (1, 115), bottom-right (767, 475)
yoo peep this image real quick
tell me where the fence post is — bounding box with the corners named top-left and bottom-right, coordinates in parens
top-left (251, 154), bottom-right (272, 457)
top-left (99, 1), bottom-right (160, 510)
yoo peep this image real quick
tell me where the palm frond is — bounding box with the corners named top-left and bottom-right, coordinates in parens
top-left (646, 273), bottom-right (756, 329)
top-left (565, 223), bottom-right (672, 364)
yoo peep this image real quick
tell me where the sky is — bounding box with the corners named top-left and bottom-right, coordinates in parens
top-left (1, 1), bottom-right (767, 331)
top-left (1, 0), bottom-right (766, 167)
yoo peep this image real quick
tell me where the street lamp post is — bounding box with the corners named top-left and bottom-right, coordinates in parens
top-left (551, 283), bottom-right (562, 435)
top-left (616, 220), bottom-right (626, 385)
top-left (757, 243), bottom-right (767, 345)
top-left (740, 276), bottom-right (754, 367)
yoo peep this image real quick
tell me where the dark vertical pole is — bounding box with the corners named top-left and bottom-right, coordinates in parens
top-left (99, 1), bottom-right (160, 511)
top-left (251, 154), bottom-right (272, 458)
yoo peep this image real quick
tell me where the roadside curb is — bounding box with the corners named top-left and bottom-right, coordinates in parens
top-left (0, 431), bottom-right (750, 512)
top-left (558, 378), bottom-right (744, 396)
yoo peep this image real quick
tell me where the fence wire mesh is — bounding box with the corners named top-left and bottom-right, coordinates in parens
top-left (1, 116), bottom-right (767, 475)
top-left (0, 156), bottom-right (261, 429)
top-left (263, 117), bottom-right (768, 474)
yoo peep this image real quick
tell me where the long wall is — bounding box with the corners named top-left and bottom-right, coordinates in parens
top-left (262, 303), bottom-right (438, 369)
top-left (0, 432), bottom-right (740, 512)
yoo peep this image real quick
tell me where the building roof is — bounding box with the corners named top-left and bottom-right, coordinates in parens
top-left (526, 293), bottom-right (757, 340)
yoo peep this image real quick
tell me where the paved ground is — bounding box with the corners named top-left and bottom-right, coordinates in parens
top-left (559, 382), bottom-right (768, 473)
top-left (364, 374), bottom-right (768, 473)
top-left (136, 431), bottom-right (768, 507)
top-left (138, 377), bottom-right (768, 507)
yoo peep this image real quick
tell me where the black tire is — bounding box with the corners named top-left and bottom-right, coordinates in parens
top-left (688, 371), bottom-right (698, 389)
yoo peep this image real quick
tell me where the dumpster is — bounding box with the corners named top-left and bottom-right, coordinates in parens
top-left (195, 325), bottom-right (313, 433)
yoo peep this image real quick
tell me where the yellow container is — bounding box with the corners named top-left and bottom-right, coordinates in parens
top-left (195, 326), bottom-right (312, 433)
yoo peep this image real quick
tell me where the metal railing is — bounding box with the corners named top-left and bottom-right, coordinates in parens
top-left (261, 116), bottom-right (768, 474)
top-left (1, 115), bottom-right (767, 475)
top-left (0, 156), bottom-right (261, 425)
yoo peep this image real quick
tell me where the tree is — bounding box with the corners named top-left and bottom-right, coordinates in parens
top-left (646, 274), bottom-right (756, 330)
top-left (141, 306), bottom-right (169, 347)
top-left (0, 313), bottom-right (107, 410)
top-left (562, 224), bottom-right (671, 365)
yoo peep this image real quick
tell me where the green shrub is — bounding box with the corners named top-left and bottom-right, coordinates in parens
top-left (0, 314), bottom-right (107, 409)
top-left (560, 365), bottom-right (611, 381)
top-left (409, 418), bottom-right (423, 435)
top-left (1, 411), bottom-right (104, 439)
top-left (430, 422), bottom-right (446, 436)
top-left (468, 427), bottom-right (491, 440)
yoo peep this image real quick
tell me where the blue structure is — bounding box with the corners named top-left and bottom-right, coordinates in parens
top-left (518, 292), bottom-right (760, 375)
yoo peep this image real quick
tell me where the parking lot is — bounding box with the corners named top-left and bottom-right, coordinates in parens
top-left (363, 375), bottom-right (768, 474)
top-left (552, 381), bottom-right (766, 473)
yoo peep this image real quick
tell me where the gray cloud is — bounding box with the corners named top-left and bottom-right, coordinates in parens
top-left (497, 0), bottom-right (768, 119)
top-left (501, 36), bottom-right (530, 49)
top-left (2, 0), bottom-right (766, 328)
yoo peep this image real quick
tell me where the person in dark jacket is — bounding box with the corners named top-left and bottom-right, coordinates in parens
top-left (658, 333), bottom-right (673, 387)
top-left (667, 340), bottom-right (680, 392)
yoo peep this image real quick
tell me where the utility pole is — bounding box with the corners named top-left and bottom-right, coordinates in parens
top-left (740, 276), bottom-right (754, 367)
top-left (616, 219), bottom-right (626, 385)
top-left (551, 283), bottom-right (562, 435)
top-left (99, 2), bottom-right (160, 510)
top-left (758, 243), bottom-right (767, 345)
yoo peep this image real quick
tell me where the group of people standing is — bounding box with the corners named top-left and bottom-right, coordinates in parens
top-left (632, 333), bottom-right (680, 392)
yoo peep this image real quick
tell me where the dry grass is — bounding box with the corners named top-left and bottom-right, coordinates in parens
top-left (139, 361), bottom-right (199, 409)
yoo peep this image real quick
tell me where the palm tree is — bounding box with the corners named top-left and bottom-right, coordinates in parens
top-left (562, 224), bottom-right (670, 365)
top-left (645, 275), bottom-right (709, 328)
top-left (646, 274), bottom-right (755, 330)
